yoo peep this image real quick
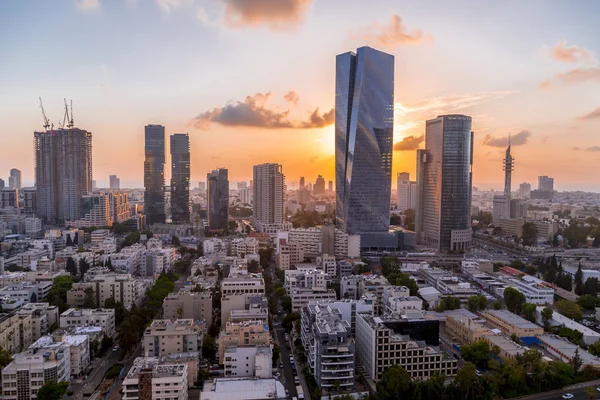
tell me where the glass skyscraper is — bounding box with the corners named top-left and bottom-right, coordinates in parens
top-left (170, 133), bottom-right (190, 224)
top-left (335, 46), bottom-right (394, 234)
top-left (416, 115), bottom-right (473, 252)
top-left (144, 125), bottom-right (166, 225)
top-left (207, 168), bottom-right (229, 231)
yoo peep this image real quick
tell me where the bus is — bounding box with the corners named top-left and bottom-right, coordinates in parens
top-left (296, 385), bottom-right (304, 400)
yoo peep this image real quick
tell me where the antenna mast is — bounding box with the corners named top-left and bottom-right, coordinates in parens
top-left (39, 97), bottom-right (51, 130)
top-left (69, 99), bottom-right (74, 128)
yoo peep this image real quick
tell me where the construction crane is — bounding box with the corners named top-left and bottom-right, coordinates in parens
top-left (38, 97), bottom-right (51, 130)
top-left (60, 98), bottom-right (70, 129)
top-left (68, 99), bottom-right (74, 128)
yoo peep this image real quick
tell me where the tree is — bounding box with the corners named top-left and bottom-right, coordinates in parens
top-left (105, 257), bottom-right (114, 271)
top-left (521, 222), bottom-right (538, 246)
top-left (171, 236), bottom-right (180, 247)
top-left (176, 306), bottom-right (183, 319)
top-left (46, 276), bottom-right (75, 313)
top-left (436, 296), bottom-right (461, 312)
top-left (197, 241), bottom-right (204, 257)
top-left (556, 300), bottom-right (582, 321)
top-left (65, 257), bottom-right (77, 276)
top-left (575, 263), bottom-right (584, 295)
top-left (403, 209), bottom-right (416, 231)
top-left (523, 303), bottom-right (537, 323)
top-left (90, 339), bottom-right (99, 358)
top-left (541, 307), bottom-right (553, 330)
top-left (454, 361), bottom-right (479, 400)
top-left (0, 346), bottom-right (12, 384)
top-left (525, 265), bottom-right (537, 276)
top-left (460, 340), bottom-right (491, 369)
top-left (503, 287), bottom-right (526, 314)
top-left (37, 381), bottom-right (69, 400)
top-left (377, 365), bottom-right (412, 400)
top-left (390, 214), bottom-right (401, 225)
top-left (202, 335), bottom-right (216, 360)
top-left (577, 294), bottom-right (600, 310)
top-left (588, 340), bottom-right (600, 357)
top-left (272, 345), bottom-right (280, 368)
top-left (78, 258), bottom-right (91, 280)
top-left (584, 277), bottom-right (600, 297)
top-left (467, 295), bottom-right (487, 312)
top-left (571, 347), bottom-right (583, 371)
top-left (274, 287), bottom-right (286, 297)
top-left (248, 260), bottom-right (260, 274)
top-left (82, 287), bottom-right (96, 308)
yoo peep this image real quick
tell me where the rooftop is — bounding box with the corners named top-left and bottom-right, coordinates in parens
top-left (539, 335), bottom-right (600, 365)
top-left (202, 378), bottom-right (286, 400)
top-left (480, 309), bottom-right (541, 330)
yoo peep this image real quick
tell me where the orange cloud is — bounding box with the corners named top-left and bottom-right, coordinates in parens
top-left (393, 135), bottom-right (424, 151)
top-left (548, 40), bottom-right (594, 64)
top-left (353, 14), bottom-right (431, 48)
top-left (482, 130), bottom-right (532, 147)
top-left (223, 0), bottom-right (313, 30)
top-left (284, 90), bottom-right (299, 104)
top-left (539, 67), bottom-right (600, 89)
top-left (193, 91), bottom-right (333, 129)
top-left (578, 106), bottom-right (600, 121)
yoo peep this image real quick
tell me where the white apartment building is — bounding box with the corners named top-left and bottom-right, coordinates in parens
top-left (163, 289), bottom-right (213, 327)
top-left (340, 275), bottom-right (362, 300)
top-left (217, 320), bottom-right (271, 364)
top-left (223, 345), bottom-right (272, 378)
top-left (502, 278), bottom-right (554, 305)
top-left (317, 254), bottom-right (337, 277)
top-left (290, 288), bottom-right (336, 313)
top-left (203, 238), bottom-right (228, 255)
top-left (30, 333), bottom-right (90, 378)
top-left (435, 277), bottom-right (480, 300)
top-left (0, 281), bottom-right (51, 304)
top-left (355, 313), bottom-right (458, 381)
top-left (276, 240), bottom-right (305, 271)
top-left (59, 308), bottom-right (116, 337)
top-left (220, 276), bottom-right (265, 327)
top-left (305, 299), bottom-right (373, 336)
top-left (386, 296), bottom-right (423, 314)
top-left (90, 229), bottom-right (110, 244)
top-left (284, 267), bottom-right (328, 294)
top-left (144, 248), bottom-right (175, 276)
top-left (231, 237), bottom-right (259, 257)
top-left (143, 319), bottom-right (205, 357)
top-left (16, 302), bottom-right (59, 341)
top-left (396, 173), bottom-right (417, 212)
top-left (200, 378), bottom-right (286, 400)
top-left (282, 227), bottom-right (360, 259)
top-left (0, 313), bottom-right (33, 355)
top-left (69, 273), bottom-right (148, 310)
top-left (24, 218), bottom-right (42, 235)
top-left (123, 359), bottom-right (188, 400)
top-left (358, 275), bottom-right (394, 315)
top-left (2, 345), bottom-right (71, 400)
top-left (110, 243), bottom-right (146, 274)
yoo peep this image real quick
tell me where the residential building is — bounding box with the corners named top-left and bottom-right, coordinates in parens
top-left (223, 345), bottom-right (272, 378)
top-left (231, 237), bottom-right (259, 257)
top-left (416, 115), bottom-right (473, 252)
top-left (123, 359), bottom-right (188, 400)
top-left (518, 182), bottom-right (531, 198)
top-left (24, 217), bottom-right (42, 235)
top-left (144, 124), bottom-right (166, 225)
top-left (228, 296), bottom-right (269, 325)
top-left (69, 193), bottom-right (112, 228)
top-left (252, 163), bottom-right (284, 232)
top-left (67, 273), bottom-right (147, 310)
top-left (220, 276), bottom-right (265, 327)
top-left (0, 189), bottom-right (18, 208)
top-left (478, 309), bottom-right (543, 337)
top-left (446, 313), bottom-right (492, 344)
top-left (23, 188), bottom-right (37, 214)
top-left (276, 240), bottom-right (304, 271)
top-left (109, 175), bottom-right (120, 190)
top-left (9, 169), bottom-right (21, 189)
top-left (0, 313), bottom-right (33, 354)
top-left (29, 333), bottom-right (90, 377)
top-left (538, 176), bottom-right (554, 192)
top-left (163, 289), bottom-right (213, 326)
top-left (217, 320), bottom-right (271, 364)
top-left (301, 305), bottom-right (354, 391)
top-left (16, 303), bottom-right (59, 341)
top-left (305, 299), bottom-right (372, 336)
top-left (317, 254), bottom-right (337, 277)
top-left (59, 308), bottom-right (116, 337)
top-left (397, 173), bottom-right (417, 212)
top-left (357, 274), bottom-right (393, 315)
top-left (207, 168), bottom-right (229, 230)
top-left (355, 312), bottom-right (457, 381)
top-left (110, 191), bottom-right (130, 224)
top-left (200, 378), bottom-right (286, 400)
top-left (143, 319), bottom-right (204, 357)
top-left (1, 345), bottom-right (71, 400)
top-left (34, 128), bottom-right (93, 224)
top-left (335, 46), bottom-right (394, 235)
top-left (290, 288), bottom-right (336, 313)
top-left (284, 267), bottom-right (327, 293)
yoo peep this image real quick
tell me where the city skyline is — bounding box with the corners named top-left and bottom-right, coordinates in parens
top-left (2, 1), bottom-right (600, 191)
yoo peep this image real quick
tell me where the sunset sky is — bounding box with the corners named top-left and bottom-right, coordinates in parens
top-left (1, 0), bottom-right (600, 190)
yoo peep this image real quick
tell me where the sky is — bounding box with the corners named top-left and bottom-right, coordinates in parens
top-left (1, 0), bottom-right (600, 191)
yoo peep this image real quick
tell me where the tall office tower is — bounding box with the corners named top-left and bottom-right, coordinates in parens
top-left (0, 179), bottom-right (4, 189)
top-left (299, 177), bottom-right (305, 190)
top-left (396, 172), bottom-right (417, 212)
top-left (109, 175), bottom-right (120, 190)
top-left (23, 188), bottom-right (36, 214)
top-left (416, 115), bottom-right (473, 252)
top-left (198, 181), bottom-right (206, 193)
top-left (253, 163), bottom-right (285, 229)
top-left (335, 46), bottom-right (394, 234)
top-left (170, 133), bottom-right (190, 224)
top-left (538, 176), bottom-right (554, 192)
top-left (34, 128), bottom-right (93, 223)
top-left (237, 182), bottom-right (247, 190)
top-left (314, 175), bottom-right (326, 195)
top-left (328, 180), bottom-right (333, 192)
top-left (207, 168), bottom-right (229, 230)
top-left (518, 182), bottom-right (531, 198)
top-left (9, 169), bottom-right (21, 189)
top-left (144, 125), bottom-right (166, 225)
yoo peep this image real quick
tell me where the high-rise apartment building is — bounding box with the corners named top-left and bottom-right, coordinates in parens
top-left (313, 175), bottom-right (325, 195)
top-left (518, 182), bottom-right (531, 198)
top-left (207, 168), bottom-right (229, 231)
top-left (9, 169), bottom-right (21, 189)
top-left (34, 128), bottom-right (93, 223)
top-left (144, 125), bottom-right (166, 225)
top-left (170, 134), bottom-right (190, 224)
top-left (237, 182), bottom-right (247, 190)
top-left (0, 188), bottom-right (18, 208)
top-left (299, 177), bottom-right (305, 189)
top-left (416, 115), bottom-right (473, 252)
top-left (253, 163), bottom-right (284, 231)
top-left (109, 175), bottom-right (120, 190)
top-left (328, 180), bottom-right (333, 192)
top-left (69, 193), bottom-right (112, 228)
top-left (396, 172), bottom-right (417, 212)
top-left (198, 181), bottom-right (206, 193)
top-left (538, 176), bottom-right (554, 192)
top-left (335, 46), bottom-right (394, 234)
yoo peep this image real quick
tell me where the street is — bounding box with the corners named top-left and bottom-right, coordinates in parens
top-left (274, 323), bottom-right (298, 399)
top-left (69, 345), bottom-right (121, 399)
top-left (521, 385), bottom-right (600, 400)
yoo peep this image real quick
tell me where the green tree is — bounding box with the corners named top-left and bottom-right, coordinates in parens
top-left (577, 294), bottom-right (600, 310)
top-left (575, 263), bottom-right (584, 295)
top-left (105, 257), bottom-right (114, 271)
top-left (503, 287), bottom-right (526, 314)
top-left (377, 365), bottom-right (412, 400)
top-left (281, 295), bottom-right (292, 313)
top-left (65, 257), bottom-right (77, 276)
top-left (46, 276), bottom-right (75, 313)
top-left (523, 303), bottom-right (537, 323)
top-left (390, 214), bottom-right (401, 225)
top-left (541, 307), bottom-right (553, 330)
top-left (467, 295), bottom-right (487, 312)
top-left (90, 339), bottom-right (99, 358)
top-left (78, 258), bottom-right (91, 280)
top-left (37, 381), bottom-right (69, 400)
top-left (403, 209), bottom-right (416, 231)
top-left (454, 361), bottom-right (479, 400)
top-left (584, 277), bottom-right (600, 297)
top-left (460, 340), bottom-right (491, 369)
top-left (588, 340), bottom-right (600, 357)
top-left (82, 287), bottom-right (96, 308)
top-left (571, 347), bottom-right (583, 371)
top-left (492, 300), bottom-right (504, 310)
top-left (274, 287), bottom-right (286, 297)
top-left (0, 346), bottom-right (12, 384)
top-left (248, 260), bottom-right (260, 274)
top-left (556, 300), bottom-right (582, 321)
top-left (202, 335), bottom-right (216, 360)
top-left (521, 222), bottom-right (539, 246)
top-left (171, 236), bottom-right (180, 247)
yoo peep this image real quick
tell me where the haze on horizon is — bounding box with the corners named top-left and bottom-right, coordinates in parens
top-left (1, 0), bottom-right (600, 191)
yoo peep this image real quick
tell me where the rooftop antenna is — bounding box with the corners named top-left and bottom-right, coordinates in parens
top-left (38, 97), bottom-right (51, 130)
top-left (68, 99), bottom-right (74, 128)
top-left (508, 132), bottom-right (511, 147)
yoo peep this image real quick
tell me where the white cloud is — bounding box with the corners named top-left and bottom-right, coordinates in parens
top-left (76, 0), bottom-right (100, 11)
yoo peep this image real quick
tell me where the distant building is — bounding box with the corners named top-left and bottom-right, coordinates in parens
top-left (220, 276), bottom-right (265, 328)
top-left (9, 169), bottom-right (21, 189)
top-left (478, 309), bottom-right (543, 337)
top-left (253, 163), bottom-right (284, 232)
top-left (200, 378), bottom-right (286, 400)
top-left (163, 289), bottom-right (213, 326)
top-left (123, 359), bottom-right (188, 400)
top-left (109, 175), bottom-right (120, 190)
top-left (518, 182), bottom-right (531, 198)
top-left (207, 168), bottom-right (229, 231)
top-left (144, 125), bottom-right (166, 225)
top-left (171, 133), bottom-right (191, 224)
top-left (143, 319), bottom-right (204, 357)
top-left (0, 189), bottom-right (18, 208)
top-left (538, 175), bottom-right (554, 192)
top-left (313, 175), bottom-right (325, 195)
top-left (59, 308), bottom-right (116, 337)
top-left (69, 193), bottom-right (112, 228)
top-left (396, 172), bottom-right (417, 212)
top-left (217, 320), bottom-right (271, 364)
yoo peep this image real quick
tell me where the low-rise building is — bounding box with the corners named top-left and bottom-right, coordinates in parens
top-left (502, 278), bottom-right (554, 305)
top-left (478, 309), bottom-right (543, 337)
top-left (483, 334), bottom-right (528, 360)
top-left (200, 377), bottom-right (286, 400)
top-left (143, 319), bottom-right (205, 357)
top-left (59, 308), bottom-right (116, 337)
top-left (290, 288), bottom-right (336, 313)
top-left (0, 313), bottom-right (33, 354)
top-left (220, 276), bottom-right (265, 328)
top-left (163, 289), bottom-right (213, 326)
top-left (535, 306), bottom-right (600, 345)
top-left (446, 313), bottom-right (492, 344)
top-left (16, 302), bottom-right (59, 341)
top-left (223, 345), bottom-right (272, 378)
top-left (29, 333), bottom-right (90, 378)
top-left (231, 237), bottom-right (259, 257)
top-left (538, 335), bottom-right (600, 370)
top-left (122, 359), bottom-right (188, 400)
top-left (217, 320), bottom-right (271, 364)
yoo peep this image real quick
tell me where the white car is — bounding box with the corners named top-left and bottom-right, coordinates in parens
top-left (562, 394), bottom-right (574, 399)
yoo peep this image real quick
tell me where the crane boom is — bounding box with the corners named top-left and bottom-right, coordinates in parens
top-left (69, 99), bottom-right (74, 128)
top-left (39, 97), bottom-right (51, 130)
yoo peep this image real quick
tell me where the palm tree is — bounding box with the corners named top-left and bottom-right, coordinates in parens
top-left (176, 306), bottom-right (183, 319)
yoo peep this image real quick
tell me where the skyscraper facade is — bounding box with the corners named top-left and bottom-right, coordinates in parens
top-left (109, 175), bottom-right (120, 190)
top-left (416, 115), bottom-right (473, 252)
top-left (207, 168), bottom-right (229, 231)
top-left (396, 172), bottom-right (417, 212)
top-left (253, 163), bottom-right (284, 229)
top-left (335, 46), bottom-right (394, 234)
top-left (170, 133), bottom-right (190, 224)
top-left (299, 177), bottom-right (305, 190)
top-left (538, 176), bottom-right (554, 192)
top-left (144, 125), bottom-right (166, 225)
top-left (314, 175), bottom-right (325, 195)
top-left (9, 169), bottom-right (21, 189)
top-left (518, 182), bottom-right (531, 198)
top-left (34, 128), bottom-right (93, 223)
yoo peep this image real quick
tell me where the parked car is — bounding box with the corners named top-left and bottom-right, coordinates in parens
top-left (294, 377), bottom-right (300, 384)
top-left (112, 346), bottom-right (119, 352)
top-left (562, 394), bottom-right (574, 399)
